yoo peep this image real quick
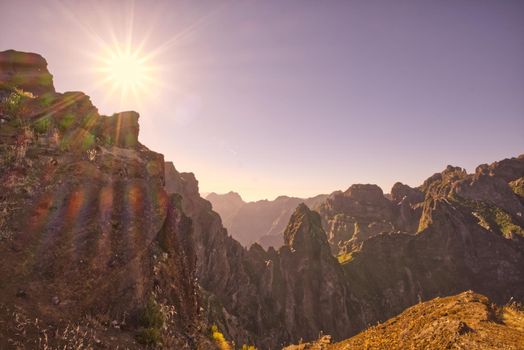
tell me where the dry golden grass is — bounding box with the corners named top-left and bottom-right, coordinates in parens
top-left (333, 291), bottom-right (524, 350)
top-left (285, 292), bottom-right (524, 350)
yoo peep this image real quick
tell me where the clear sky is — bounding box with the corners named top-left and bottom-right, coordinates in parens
top-left (1, 0), bottom-right (523, 201)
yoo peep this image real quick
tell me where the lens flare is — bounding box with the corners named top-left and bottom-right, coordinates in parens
top-left (98, 45), bottom-right (155, 101)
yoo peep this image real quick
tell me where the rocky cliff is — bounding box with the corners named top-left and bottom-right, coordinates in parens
top-left (0, 50), bottom-right (214, 349)
top-left (164, 170), bottom-right (359, 348)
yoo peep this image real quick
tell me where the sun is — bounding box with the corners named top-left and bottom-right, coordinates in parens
top-left (105, 51), bottom-right (147, 89)
top-left (96, 45), bottom-right (157, 104)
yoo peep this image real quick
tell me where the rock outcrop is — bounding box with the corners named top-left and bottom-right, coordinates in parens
top-left (317, 184), bottom-right (414, 254)
top-left (0, 50), bottom-right (55, 96)
top-left (0, 50), bottom-right (213, 349)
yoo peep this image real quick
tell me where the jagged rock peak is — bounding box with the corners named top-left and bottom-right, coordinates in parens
top-left (0, 50), bottom-right (55, 96)
top-left (164, 161), bottom-right (200, 197)
top-left (390, 182), bottom-right (424, 204)
top-left (475, 154), bottom-right (524, 182)
top-left (284, 203), bottom-right (328, 252)
top-left (343, 184), bottom-right (385, 203)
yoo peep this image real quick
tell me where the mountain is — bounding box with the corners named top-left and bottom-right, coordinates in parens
top-left (2, 50), bottom-right (524, 350)
top-left (283, 291), bottom-right (524, 350)
top-left (206, 192), bottom-right (328, 248)
top-left (0, 50), bottom-right (214, 349)
top-left (167, 153), bottom-right (524, 349)
top-left (206, 191), bottom-right (245, 228)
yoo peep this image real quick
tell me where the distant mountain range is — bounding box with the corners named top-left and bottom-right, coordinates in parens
top-left (206, 192), bottom-right (327, 248)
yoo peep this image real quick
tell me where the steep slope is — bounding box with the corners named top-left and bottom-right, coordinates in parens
top-left (168, 154), bottom-right (524, 349)
top-left (165, 168), bottom-right (357, 348)
top-left (339, 158), bottom-right (524, 328)
top-left (206, 192), bottom-right (327, 248)
top-left (0, 50), bottom-right (214, 349)
top-left (283, 291), bottom-right (524, 350)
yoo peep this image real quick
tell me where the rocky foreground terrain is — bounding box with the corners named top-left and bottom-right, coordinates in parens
top-left (284, 291), bottom-right (524, 350)
top-left (1, 50), bottom-right (524, 349)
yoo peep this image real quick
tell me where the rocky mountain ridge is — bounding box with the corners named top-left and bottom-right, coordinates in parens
top-left (166, 150), bottom-right (524, 349)
top-left (1, 50), bottom-right (524, 350)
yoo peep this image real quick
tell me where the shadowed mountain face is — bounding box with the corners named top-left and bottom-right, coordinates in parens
top-left (284, 291), bottom-right (524, 350)
top-left (206, 192), bottom-right (328, 249)
top-left (0, 50), bottom-right (214, 349)
top-left (2, 50), bottom-right (524, 350)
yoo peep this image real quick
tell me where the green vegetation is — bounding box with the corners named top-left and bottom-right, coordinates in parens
top-left (136, 327), bottom-right (162, 347)
top-left (33, 115), bottom-right (51, 134)
top-left (1, 91), bottom-right (22, 116)
top-left (211, 324), bottom-right (231, 350)
top-left (473, 203), bottom-right (524, 238)
top-left (136, 297), bottom-right (164, 346)
top-left (81, 131), bottom-right (95, 150)
top-left (39, 92), bottom-right (55, 107)
top-left (58, 112), bottom-right (75, 131)
top-left (510, 178), bottom-right (524, 198)
top-left (492, 208), bottom-right (524, 238)
top-left (451, 194), bottom-right (524, 239)
top-left (140, 297), bottom-right (164, 329)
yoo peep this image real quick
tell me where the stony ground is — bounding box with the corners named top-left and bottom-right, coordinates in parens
top-left (284, 291), bottom-right (524, 350)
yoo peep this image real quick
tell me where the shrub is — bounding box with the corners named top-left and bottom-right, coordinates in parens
top-left (140, 297), bottom-right (164, 329)
top-left (33, 115), bottom-right (51, 134)
top-left (136, 297), bottom-right (164, 346)
top-left (58, 113), bottom-right (75, 131)
top-left (211, 325), bottom-right (231, 350)
top-left (81, 132), bottom-right (95, 150)
top-left (136, 327), bottom-right (162, 346)
top-left (1, 91), bottom-right (21, 116)
top-left (337, 252), bottom-right (354, 264)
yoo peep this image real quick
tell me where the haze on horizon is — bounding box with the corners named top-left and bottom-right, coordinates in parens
top-left (1, 0), bottom-right (523, 201)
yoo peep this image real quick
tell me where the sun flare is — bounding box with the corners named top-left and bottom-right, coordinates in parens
top-left (96, 45), bottom-right (157, 104)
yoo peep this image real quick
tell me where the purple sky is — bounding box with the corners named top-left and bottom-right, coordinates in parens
top-left (1, 0), bottom-right (523, 201)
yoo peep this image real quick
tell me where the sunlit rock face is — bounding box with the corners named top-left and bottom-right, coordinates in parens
top-left (0, 49), bottom-right (55, 96)
top-left (0, 50), bottom-right (213, 349)
top-left (317, 184), bottom-right (413, 254)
